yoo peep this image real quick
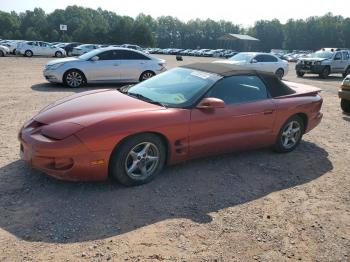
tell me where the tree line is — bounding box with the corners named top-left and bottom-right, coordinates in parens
top-left (0, 6), bottom-right (349, 51)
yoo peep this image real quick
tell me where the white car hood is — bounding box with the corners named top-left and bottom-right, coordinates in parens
top-left (299, 57), bottom-right (327, 62)
top-left (46, 57), bottom-right (79, 66)
top-left (212, 60), bottom-right (247, 65)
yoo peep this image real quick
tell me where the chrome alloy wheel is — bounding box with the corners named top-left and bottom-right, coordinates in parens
top-left (141, 72), bottom-right (154, 81)
top-left (66, 71), bottom-right (83, 87)
top-left (125, 142), bottom-right (160, 179)
top-left (281, 120), bottom-right (301, 149)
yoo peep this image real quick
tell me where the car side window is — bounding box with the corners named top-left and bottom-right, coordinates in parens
top-left (254, 55), bottom-right (264, 62)
top-left (206, 75), bottom-right (268, 105)
top-left (334, 52), bottom-right (342, 60)
top-left (122, 50), bottom-right (150, 60)
top-left (98, 50), bottom-right (124, 60)
top-left (264, 55), bottom-right (278, 62)
top-left (342, 51), bottom-right (349, 60)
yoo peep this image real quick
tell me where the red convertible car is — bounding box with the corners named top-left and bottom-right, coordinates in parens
top-left (19, 63), bottom-right (323, 186)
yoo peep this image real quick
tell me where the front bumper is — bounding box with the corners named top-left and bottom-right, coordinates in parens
top-left (18, 121), bottom-right (109, 181)
top-left (295, 63), bottom-right (325, 74)
top-left (339, 89), bottom-right (350, 101)
top-left (43, 69), bottom-right (64, 83)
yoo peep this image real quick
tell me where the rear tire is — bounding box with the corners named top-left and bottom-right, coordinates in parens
top-left (273, 115), bottom-right (304, 153)
top-left (139, 71), bottom-right (155, 81)
top-left (319, 67), bottom-right (330, 79)
top-left (0, 50), bottom-right (4, 57)
top-left (109, 133), bottom-right (166, 186)
top-left (296, 71), bottom-right (304, 77)
top-left (341, 99), bottom-right (350, 113)
top-left (63, 69), bottom-right (85, 88)
top-left (275, 68), bottom-right (284, 79)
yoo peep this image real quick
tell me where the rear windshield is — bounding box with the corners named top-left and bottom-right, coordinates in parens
top-left (260, 74), bottom-right (296, 97)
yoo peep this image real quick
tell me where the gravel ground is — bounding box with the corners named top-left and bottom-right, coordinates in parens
top-left (0, 55), bottom-right (349, 262)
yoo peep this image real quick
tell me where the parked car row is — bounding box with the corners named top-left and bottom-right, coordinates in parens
top-left (146, 48), bottom-right (238, 58)
top-left (271, 49), bottom-right (314, 62)
top-left (0, 39), bottom-right (148, 58)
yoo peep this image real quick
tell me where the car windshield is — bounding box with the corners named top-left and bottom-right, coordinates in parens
top-left (126, 68), bottom-right (221, 108)
top-left (310, 51), bottom-right (333, 59)
top-left (229, 53), bottom-right (254, 62)
top-left (78, 49), bottom-right (101, 60)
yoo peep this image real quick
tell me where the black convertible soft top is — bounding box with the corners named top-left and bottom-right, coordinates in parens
top-left (181, 62), bottom-right (296, 97)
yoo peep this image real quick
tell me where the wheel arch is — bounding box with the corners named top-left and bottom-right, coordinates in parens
top-left (107, 131), bottom-right (170, 178)
top-left (139, 70), bottom-right (156, 81)
top-left (295, 112), bottom-right (308, 133)
top-left (63, 68), bottom-right (87, 83)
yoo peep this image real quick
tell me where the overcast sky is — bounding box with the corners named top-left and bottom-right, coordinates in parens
top-left (1, 0), bottom-right (349, 26)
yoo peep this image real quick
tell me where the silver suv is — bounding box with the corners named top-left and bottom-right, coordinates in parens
top-left (296, 48), bottom-right (350, 78)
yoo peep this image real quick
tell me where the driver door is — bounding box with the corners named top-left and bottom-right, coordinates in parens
top-left (85, 50), bottom-right (122, 81)
top-left (189, 75), bottom-right (276, 158)
top-left (332, 52), bottom-right (344, 73)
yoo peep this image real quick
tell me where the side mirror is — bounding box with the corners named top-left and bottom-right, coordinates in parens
top-left (91, 56), bottom-right (99, 61)
top-left (196, 97), bottom-right (225, 110)
top-left (251, 59), bottom-right (258, 63)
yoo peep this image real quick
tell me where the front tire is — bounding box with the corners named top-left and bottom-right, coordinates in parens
top-left (341, 99), bottom-right (350, 113)
top-left (274, 115), bottom-right (304, 153)
top-left (296, 71), bottom-right (304, 77)
top-left (24, 50), bottom-right (33, 57)
top-left (63, 70), bottom-right (85, 88)
top-left (109, 133), bottom-right (166, 186)
top-left (275, 68), bottom-right (284, 79)
top-left (139, 71), bottom-right (155, 81)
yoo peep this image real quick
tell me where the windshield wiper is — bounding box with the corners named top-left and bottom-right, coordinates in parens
top-left (127, 92), bottom-right (168, 108)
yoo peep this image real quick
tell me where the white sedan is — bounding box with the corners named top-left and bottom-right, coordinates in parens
top-left (213, 52), bottom-right (289, 79)
top-left (71, 44), bottom-right (100, 56)
top-left (43, 47), bottom-right (167, 88)
top-left (17, 41), bottom-right (66, 57)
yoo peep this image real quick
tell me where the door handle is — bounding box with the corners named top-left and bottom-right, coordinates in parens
top-left (264, 110), bottom-right (274, 115)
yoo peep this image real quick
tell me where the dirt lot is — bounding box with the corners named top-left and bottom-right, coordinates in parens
top-left (0, 55), bottom-right (349, 262)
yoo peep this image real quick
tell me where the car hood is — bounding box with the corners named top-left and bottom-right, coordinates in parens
top-left (299, 57), bottom-right (327, 62)
top-left (34, 89), bottom-right (163, 126)
top-left (46, 57), bottom-right (80, 66)
top-left (212, 60), bottom-right (246, 65)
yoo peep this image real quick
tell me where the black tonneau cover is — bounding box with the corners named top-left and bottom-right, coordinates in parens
top-left (181, 62), bottom-right (296, 97)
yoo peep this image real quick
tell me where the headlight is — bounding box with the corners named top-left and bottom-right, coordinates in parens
top-left (41, 122), bottom-right (84, 140)
top-left (46, 62), bottom-right (65, 70)
top-left (314, 61), bottom-right (322, 65)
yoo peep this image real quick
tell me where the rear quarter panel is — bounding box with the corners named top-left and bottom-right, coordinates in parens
top-left (273, 94), bottom-right (323, 134)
